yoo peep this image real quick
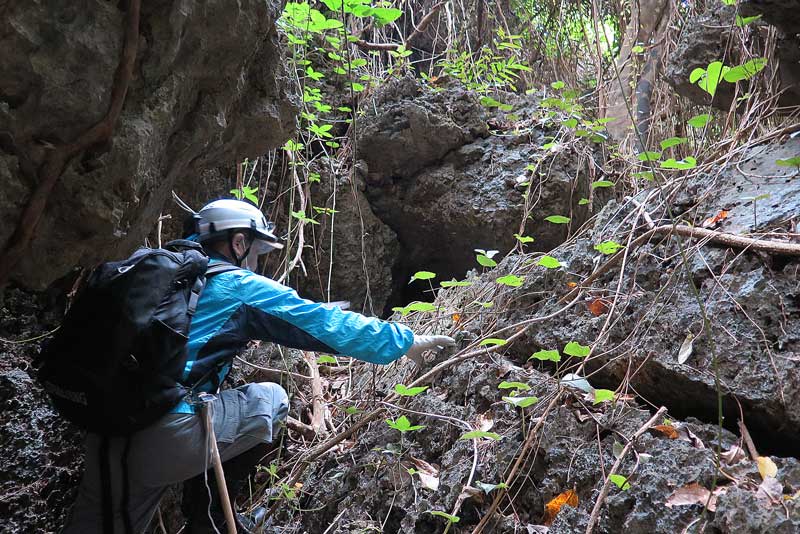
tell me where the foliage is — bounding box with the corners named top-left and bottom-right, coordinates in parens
top-left (386, 415), bottom-right (424, 433)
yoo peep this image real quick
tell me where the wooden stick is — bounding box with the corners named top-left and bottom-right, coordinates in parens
top-left (303, 352), bottom-right (328, 435)
top-left (356, 1), bottom-right (448, 51)
top-left (737, 419), bottom-right (759, 461)
top-left (202, 402), bottom-right (237, 534)
top-left (585, 407), bottom-right (667, 534)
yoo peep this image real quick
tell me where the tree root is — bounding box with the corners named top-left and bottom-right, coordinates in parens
top-left (0, 0), bottom-right (141, 286)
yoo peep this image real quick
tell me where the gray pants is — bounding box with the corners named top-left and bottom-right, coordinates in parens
top-left (62, 382), bottom-right (289, 534)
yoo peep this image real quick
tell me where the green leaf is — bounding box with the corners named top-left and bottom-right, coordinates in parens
top-left (594, 241), bottom-right (624, 255)
top-left (476, 254), bottom-right (498, 268)
top-left (563, 341), bottom-right (590, 358)
top-left (476, 481), bottom-right (508, 493)
top-left (394, 384), bottom-right (429, 397)
top-left (283, 139), bottom-right (304, 152)
top-left (502, 396), bottom-right (539, 408)
top-left (545, 215), bottom-right (571, 224)
top-left (578, 198), bottom-right (590, 205)
top-left (659, 137), bottom-right (688, 150)
top-left (498, 381), bottom-right (531, 391)
top-left (551, 80), bottom-right (565, 89)
top-left (391, 301), bottom-right (438, 316)
top-left (291, 210), bottom-right (319, 224)
top-left (371, 7), bottom-right (403, 26)
top-left (776, 156), bottom-right (800, 168)
top-left (631, 45), bottom-right (644, 53)
top-left (460, 430), bottom-right (502, 440)
top-left (687, 114), bottom-right (711, 128)
top-left (345, 406), bottom-right (360, 415)
top-left (537, 255), bottom-right (563, 269)
top-left (428, 511), bottom-right (460, 523)
top-left (723, 58), bottom-right (767, 83)
top-left (633, 170), bottom-right (655, 180)
top-left (317, 355), bottom-right (338, 364)
top-left (480, 338), bottom-right (508, 347)
top-left (660, 156), bottom-right (697, 170)
top-left (529, 349), bottom-right (561, 362)
top-left (440, 279), bottom-right (473, 288)
top-left (609, 474), bottom-right (630, 490)
top-left (736, 14), bottom-right (762, 26)
top-left (386, 415), bottom-right (424, 432)
top-left (563, 118), bottom-right (578, 129)
top-left (496, 274), bottom-right (525, 287)
top-left (696, 61), bottom-right (730, 97)
top-left (591, 180), bottom-right (615, 188)
top-left (351, 82), bottom-right (366, 92)
top-left (410, 270), bottom-right (437, 282)
top-left (593, 389), bottom-right (616, 404)
top-left (637, 151), bottom-right (662, 162)
top-left (514, 233), bottom-right (535, 244)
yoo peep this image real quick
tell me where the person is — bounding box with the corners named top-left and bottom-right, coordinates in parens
top-left (63, 198), bottom-right (455, 533)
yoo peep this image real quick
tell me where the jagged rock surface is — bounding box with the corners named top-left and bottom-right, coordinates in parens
top-left (0, 0), bottom-right (297, 290)
top-left (666, 2), bottom-right (800, 110)
top-left (357, 77), bottom-right (606, 309)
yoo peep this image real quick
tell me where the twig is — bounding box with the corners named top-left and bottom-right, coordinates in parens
top-left (0, 0), bottom-right (141, 285)
top-left (356, 1), bottom-right (448, 51)
top-left (234, 356), bottom-right (313, 383)
top-left (585, 407), bottom-right (667, 534)
top-left (737, 419), bottom-right (759, 461)
top-left (286, 416), bottom-right (316, 441)
top-left (303, 352), bottom-right (328, 436)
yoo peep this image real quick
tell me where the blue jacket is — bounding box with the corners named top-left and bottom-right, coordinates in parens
top-left (172, 258), bottom-right (414, 413)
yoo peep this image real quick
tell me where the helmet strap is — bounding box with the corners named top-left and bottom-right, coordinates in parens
top-left (227, 231), bottom-right (253, 267)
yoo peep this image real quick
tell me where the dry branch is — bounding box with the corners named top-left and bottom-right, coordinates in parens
top-left (0, 0), bottom-right (142, 285)
top-left (303, 352), bottom-right (328, 436)
top-left (356, 1), bottom-right (447, 51)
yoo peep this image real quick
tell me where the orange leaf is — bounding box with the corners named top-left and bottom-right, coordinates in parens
top-left (650, 424), bottom-right (679, 439)
top-left (587, 298), bottom-right (610, 316)
top-left (566, 281), bottom-right (578, 288)
top-left (543, 489), bottom-right (579, 525)
top-left (701, 209), bottom-right (729, 228)
top-left (452, 313), bottom-right (462, 325)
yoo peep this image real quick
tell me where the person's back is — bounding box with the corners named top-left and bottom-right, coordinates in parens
top-left (62, 198), bottom-right (454, 533)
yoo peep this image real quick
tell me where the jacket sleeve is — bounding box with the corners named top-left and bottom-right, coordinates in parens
top-left (235, 271), bottom-right (414, 365)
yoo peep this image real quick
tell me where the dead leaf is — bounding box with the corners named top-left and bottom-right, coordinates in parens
top-left (458, 485), bottom-right (484, 503)
top-left (650, 424), bottom-right (679, 439)
top-left (586, 298), bottom-right (611, 316)
top-left (543, 489), bottom-right (579, 525)
top-left (408, 457), bottom-right (440, 492)
top-left (677, 332), bottom-right (694, 364)
top-left (665, 482), bottom-right (719, 512)
top-left (757, 456), bottom-right (778, 480)
top-left (452, 313), bottom-right (462, 325)
top-left (702, 209), bottom-right (730, 228)
top-left (721, 445), bottom-right (747, 465)
top-left (756, 476), bottom-right (782, 505)
top-left (566, 281), bottom-right (578, 288)
top-left (676, 426), bottom-right (706, 449)
top-left (477, 411), bottom-right (495, 432)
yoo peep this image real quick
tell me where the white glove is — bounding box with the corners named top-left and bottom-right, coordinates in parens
top-left (405, 335), bottom-right (456, 367)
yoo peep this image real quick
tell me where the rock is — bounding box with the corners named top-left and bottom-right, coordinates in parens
top-left (0, 0), bottom-right (297, 290)
top-left (666, 3), bottom-right (800, 110)
top-left (357, 77), bottom-right (606, 310)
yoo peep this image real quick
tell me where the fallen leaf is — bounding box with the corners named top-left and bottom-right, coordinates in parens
top-left (477, 411), bottom-right (495, 432)
top-left (702, 209), bottom-right (730, 228)
top-left (650, 424), bottom-right (679, 439)
top-left (721, 445), bottom-right (747, 465)
top-left (586, 297), bottom-right (610, 316)
top-left (452, 313), bottom-right (462, 325)
top-left (676, 426), bottom-right (706, 449)
top-left (757, 456), bottom-right (778, 480)
top-left (677, 332), bottom-right (694, 364)
top-left (665, 482), bottom-right (718, 511)
top-left (458, 485), bottom-right (484, 503)
top-left (407, 457), bottom-right (440, 492)
top-left (756, 476), bottom-right (782, 504)
top-left (566, 281), bottom-right (578, 288)
top-left (543, 489), bottom-right (579, 525)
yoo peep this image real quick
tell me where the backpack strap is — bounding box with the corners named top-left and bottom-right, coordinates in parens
top-left (205, 263), bottom-right (241, 277)
top-left (187, 264), bottom-right (241, 316)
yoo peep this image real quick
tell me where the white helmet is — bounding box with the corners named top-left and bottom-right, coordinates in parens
top-left (194, 199), bottom-right (280, 246)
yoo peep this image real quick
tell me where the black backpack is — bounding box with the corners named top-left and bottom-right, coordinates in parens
top-left (36, 239), bottom-right (236, 436)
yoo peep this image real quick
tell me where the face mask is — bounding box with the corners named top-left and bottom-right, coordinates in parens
top-left (242, 239), bottom-right (276, 272)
